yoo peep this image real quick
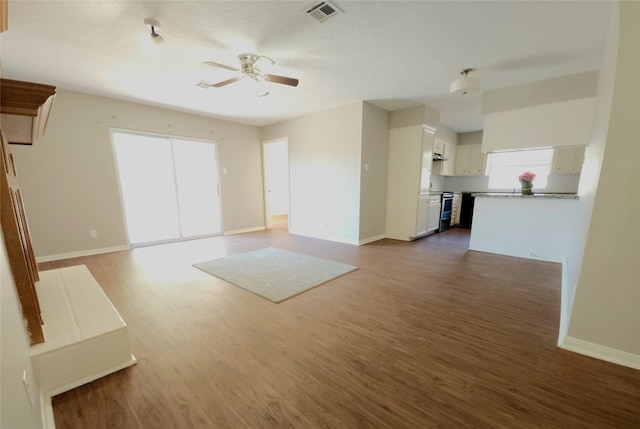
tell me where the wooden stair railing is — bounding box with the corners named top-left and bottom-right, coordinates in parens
top-left (0, 78), bottom-right (56, 344)
top-left (1, 129), bottom-right (44, 343)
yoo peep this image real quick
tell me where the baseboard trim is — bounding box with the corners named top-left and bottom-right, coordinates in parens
top-left (359, 234), bottom-right (386, 245)
top-left (36, 245), bottom-right (131, 263)
top-left (559, 336), bottom-right (640, 371)
top-left (224, 226), bottom-right (266, 235)
top-left (284, 229), bottom-right (359, 246)
top-left (557, 259), bottom-right (570, 345)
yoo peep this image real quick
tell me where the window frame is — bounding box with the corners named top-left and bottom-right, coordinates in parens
top-left (486, 148), bottom-right (554, 192)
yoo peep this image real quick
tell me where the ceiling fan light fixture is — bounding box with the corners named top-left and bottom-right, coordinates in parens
top-left (200, 53), bottom-right (299, 94)
top-left (252, 55), bottom-right (275, 73)
top-left (450, 68), bottom-right (480, 96)
top-left (254, 83), bottom-right (270, 97)
top-left (144, 18), bottom-right (164, 45)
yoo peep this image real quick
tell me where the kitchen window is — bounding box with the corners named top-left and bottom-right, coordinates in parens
top-left (486, 148), bottom-right (553, 190)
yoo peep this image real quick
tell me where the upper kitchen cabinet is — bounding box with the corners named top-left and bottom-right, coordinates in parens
top-left (551, 146), bottom-right (586, 175)
top-left (0, 78), bottom-right (57, 145)
top-left (434, 139), bottom-right (457, 176)
top-left (386, 124), bottom-right (436, 241)
top-left (433, 137), bottom-right (444, 156)
top-left (455, 144), bottom-right (486, 176)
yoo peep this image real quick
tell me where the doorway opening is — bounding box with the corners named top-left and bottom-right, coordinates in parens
top-left (263, 138), bottom-right (290, 231)
top-left (111, 130), bottom-right (223, 246)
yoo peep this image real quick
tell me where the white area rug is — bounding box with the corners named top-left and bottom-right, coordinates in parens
top-left (193, 247), bottom-right (357, 303)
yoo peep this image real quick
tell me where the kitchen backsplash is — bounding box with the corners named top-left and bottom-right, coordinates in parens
top-left (443, 174), bottom-right (580, 193)
top-left (431, 175), bottom-right (445, 192)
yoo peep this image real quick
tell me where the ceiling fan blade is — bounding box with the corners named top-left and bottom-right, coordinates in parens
top-left (203, 61), bottom-right (239, 72)
top-left (211, 77), bottom-right (243, 88)
top-left (264, 74), bottom-right (299, 87)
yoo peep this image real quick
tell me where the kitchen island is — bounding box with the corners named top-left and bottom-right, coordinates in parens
top-left (468, 193), bottom-right (579, 262)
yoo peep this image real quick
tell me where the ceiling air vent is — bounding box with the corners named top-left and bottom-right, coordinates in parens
top-left (306, 1), bottom-right (340, 22)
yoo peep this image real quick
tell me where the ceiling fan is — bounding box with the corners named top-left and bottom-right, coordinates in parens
top-left (198, 53), bottom-right (299, 96)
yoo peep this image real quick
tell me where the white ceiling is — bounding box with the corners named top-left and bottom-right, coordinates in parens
top-left (1, 1), bottom-right (612, 132)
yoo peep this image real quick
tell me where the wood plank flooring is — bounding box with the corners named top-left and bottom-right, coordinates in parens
top-left (41, 228), bottom-right (640, 428)
top-left (270, 214), bottom-right (289, 231)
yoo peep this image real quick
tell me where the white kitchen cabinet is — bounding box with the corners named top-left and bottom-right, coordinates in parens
top-left (451, 193), bottom-right (461, 226)
top-left (386, 124), bottom-right (436, 240)
top-left (454, 144), bottom-right (487, 176)
top-left (416, 196), bottom-right (429, 237)
top-left (433, 137), bottom-right (445, 156)
top-left (427, 195), bottom-right (441, 233)
top-left (436, 141), bottom-right (457, 176)
top-left (551, 146), bottom-right (585, 175)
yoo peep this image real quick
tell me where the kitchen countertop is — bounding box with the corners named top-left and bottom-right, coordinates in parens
top-left (472, 192), bottom-right (578, 200)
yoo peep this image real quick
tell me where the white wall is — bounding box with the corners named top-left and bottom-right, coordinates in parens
top-left (482, 70), bottom-right (599, 114)
top-left (563, 1), bottom-right (640, 365)
top-left (482, 97), bottom-right (597, 152)
top-left (480, 70), bottom-right (599, 153)
top-left (1, 234), bottom-right (44, 429)
top-left (260, 103), bottom-right (363, 244)
top-left (435, 124), bottom-right (458, 144)
top-left (389, 104), bottom-right (440, 129)
top-left (11, 90), bottom-right (264, 259)
top-left (560, 3), bottom-right (620, 344)
top-left (469, 197), bottom-right (580, 263)
top-left (359, 102), bottom-right (389, 242)
top-left (458, 131), bottom-right (483, 146)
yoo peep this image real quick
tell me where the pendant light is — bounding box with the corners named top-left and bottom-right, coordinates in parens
top-left (450, 68), bottom-right (480, 96)
top-left (144, 18), bottom-right (164, 45)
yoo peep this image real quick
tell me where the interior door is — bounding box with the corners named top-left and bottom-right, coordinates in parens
top-left (263, 139), bottom-right (290, 230)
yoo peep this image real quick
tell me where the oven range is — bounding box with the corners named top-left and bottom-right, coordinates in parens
top-left (439, 192), bottom-right (454, 232)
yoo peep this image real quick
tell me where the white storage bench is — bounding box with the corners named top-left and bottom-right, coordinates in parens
top-left (31, 265), bottom-right (136, 396)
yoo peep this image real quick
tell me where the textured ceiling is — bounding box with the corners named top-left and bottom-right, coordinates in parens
top-left (1, 1), bottom-right (612, 132)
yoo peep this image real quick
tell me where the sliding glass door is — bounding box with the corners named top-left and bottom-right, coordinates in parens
top-left (171, 138), bottom-right (222, 237)
top-left (112, 130), bottom-right (222, 245)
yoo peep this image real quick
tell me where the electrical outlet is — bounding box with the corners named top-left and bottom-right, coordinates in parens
top-left (22, 370), bottom-right (34, 408)
top-left (90, 229), bottom-right (98, 239)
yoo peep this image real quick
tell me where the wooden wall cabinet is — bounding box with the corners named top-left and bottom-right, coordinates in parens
top-left (0, 79), bottom-right (55, 344)
top-left (1, 78), bottom-right (56, 145)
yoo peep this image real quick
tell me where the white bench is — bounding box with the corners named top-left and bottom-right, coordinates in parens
top-left (31, 265), bottom-right (136, 398)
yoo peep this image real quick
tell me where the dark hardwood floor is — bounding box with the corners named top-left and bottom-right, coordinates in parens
top-left (41, 228), bottom-right (640, 428)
